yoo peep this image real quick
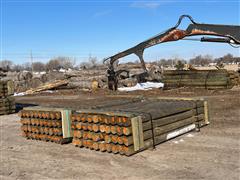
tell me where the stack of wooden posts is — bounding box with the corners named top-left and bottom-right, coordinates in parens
top-left (162, 70), bottom-right (233, 89)
top-left (19, 107), bottom-right (72, 144)
top-left (228, 71), bottom-right (240, 86)
top-left (0, 80), bottom-right (15, 115)
top-left (72, 98), bottom-right (209, 156)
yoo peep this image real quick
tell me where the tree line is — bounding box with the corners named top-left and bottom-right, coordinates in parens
top-left (157, 54), bottom-right (240, 67)
top-left (0, 56), bottom-right (100, 72)
top-left (0, 53), bottom-right (239, 72)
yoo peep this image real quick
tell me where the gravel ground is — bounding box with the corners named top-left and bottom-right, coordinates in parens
top-left (0, 91), bottom-right (240, 180)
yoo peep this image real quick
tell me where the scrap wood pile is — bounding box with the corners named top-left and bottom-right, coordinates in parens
top-left (24, 79), bottom-right (69, 95)
top-left (2, 71), bottom-right (67, 93)
top-left (65, 64), bottom-right (162, 90)
top-left (19, 107), bottom-right (72, 144)
top-left (71, 97), bottom-right (209, 156)
top-left (65, 69), bottom-right (107, 90)
top-left (162, 70), bottom-right (237, 89)
top-left (0, 80), bottom-right (15, 115)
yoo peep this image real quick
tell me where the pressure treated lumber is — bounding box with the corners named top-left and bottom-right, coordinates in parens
top-left (72, 122), bottom-right (200, 156)
top-left (18, 97), bottom-right (209, 156)
top-left (72, 108), bottom-right (203, 136)
top-left (163, 69), bottom-right (228, 75)
top-left (19, 107), bottom-right (72, 144)
top-left (119, 123), bottom-right (198, 156)
top-left (119, 115), bottom-right (204, 146)
top-left (72, 97), bottom-right (209, 156)
top-left (162, 70), bottom-right (233, 89)
top-left (0, 83), bottom-right (15, 116)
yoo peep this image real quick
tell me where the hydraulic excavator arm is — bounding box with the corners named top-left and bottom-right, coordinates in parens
top-left (104, 15), bottom-right (240, 90)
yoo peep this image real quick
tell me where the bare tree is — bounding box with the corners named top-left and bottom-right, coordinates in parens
top-left (46, 57), bottom-right (76, 71)
top-left (158, 59), bottom-right (175, 67)
top-left (189, 55), bottom-right (213, 66)
top-left (46, 59), bottom-right (61, 71)
top-left (58, 56), bottom-right (76, 69)
top-left (32, 62), bottom-right (46, 72)
top-left (0, 60), bottom-right (13, 70)
top-left (88, 56), bottom-right (98, 68)
top-left (23, 62), bottom-right (32, 71)
top-left (175, 60), bottom-right (185, 70)
top-left (214, 53), bottom-right (237, 64)
top-left (12, 64), bottom-right (24, 72)
top-left (79, 56), bottom-right (100, 69)
top-left (233, 57), bottom-right (240, 63)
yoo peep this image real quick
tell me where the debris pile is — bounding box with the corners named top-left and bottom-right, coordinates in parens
top-left (0, 80), bottom-right (15, 115)
top-left (162, 70), bottom-right (234, 89)
top-left (71, 98), bottom-right (209, 156)
top-left (66, 68), bottom-right (107, 90)
top-left (19, 107), bottom-right (72, 144)
top-left (2, 64), bottom-right (239, 94)
top-left (24, 79), bottom-right (69, 95)
top-left (2, 71), bottom-right (65, 93)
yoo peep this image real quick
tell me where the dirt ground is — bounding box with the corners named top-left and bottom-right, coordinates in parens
top-left (0, 89), bottom-right (240, 180)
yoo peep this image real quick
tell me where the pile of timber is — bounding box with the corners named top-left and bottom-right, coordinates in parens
top-left (18, 96), bottom-right (210, 156)
top-left (228, 70), bottom-right (240, 86)
top-left (0, 80), bottom-right (15, 115)
top-left (65, 69), bottom-right (107, 90)
top-left (71, 98), bottom-right (209, 156)
top-left (19, 107), bottom-right (72, 144)
top-left (162, 70), bottom-right (233, 89)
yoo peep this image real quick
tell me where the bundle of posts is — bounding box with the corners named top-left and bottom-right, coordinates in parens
top-left (71, 98), bottom-right (209, 156)
top-left (0, 80), bottom-right (15, 115)
top-left (162, 70), bottom-right (233, 89)
top-left (228, 70), bottom-right (240, 86)
top-left (19, 107), bottom-right (72, 144)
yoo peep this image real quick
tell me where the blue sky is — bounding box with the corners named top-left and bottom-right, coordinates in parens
top-left (1, 0), bottom-right (240, 64)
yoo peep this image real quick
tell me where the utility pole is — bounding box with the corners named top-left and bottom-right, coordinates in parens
top-left (89, 53), bottom-right (92, 61)
top-left (30, 50), bottom-right (33, 72)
